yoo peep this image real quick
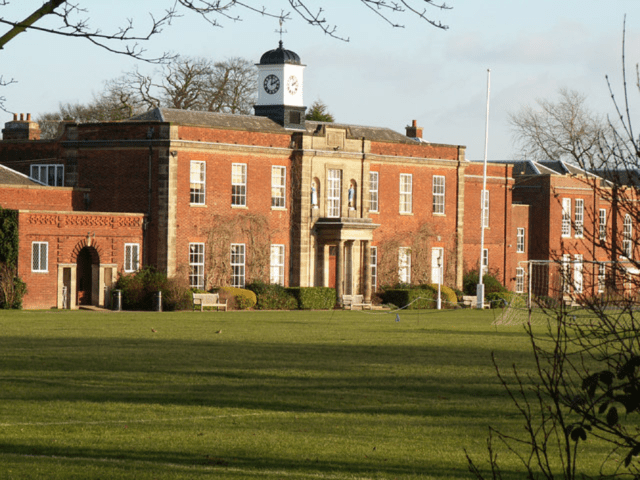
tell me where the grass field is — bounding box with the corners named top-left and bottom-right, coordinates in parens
top-left (0, 308), bottom-right (607, 479)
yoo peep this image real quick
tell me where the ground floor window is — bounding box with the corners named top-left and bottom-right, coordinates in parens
top-left (398, 247), bottom-right (411, 284)
top-left (32, 242), bottom-right (48, 272)
top-left (598, 262), bottom-right (606, 294)
top-left (370, 246), bottom-right (378, 292)
top-left (231, 244), bottom-right (245, 287)
top-left (189, 243), bottom-right (205, 289)
top-left (124, 243), bottom-right (140, 272)
top-left (270, 244), bottom-right (285, 285)
top-left (515, 267), bottom-right (525, 293)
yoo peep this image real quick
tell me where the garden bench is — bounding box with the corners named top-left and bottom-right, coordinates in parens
top-left (342, 294), bottom-right (372, 310)
top-left (462, 295), bottom-right (490, 309)
top-left (192, 293), bottom-right (227, 311)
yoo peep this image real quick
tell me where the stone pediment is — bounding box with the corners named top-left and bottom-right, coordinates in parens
top-left (314, 217), bottom-right (379, 242)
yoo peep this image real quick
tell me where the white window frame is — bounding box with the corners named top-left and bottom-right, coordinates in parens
top-left (231, 163), bottom-right (247, 207)
top-left (400, 174), bottom-right (412, 214)
top-left (327, 169), bottom-right (342, 218)
top-left (574, 254), bottom-right (583, 294)
top-left (482, 189), bottom-right (490, 228)
top-left (124, 243), bottom-right (140, 273)
top-left (433, 175), bottom-right (445, 214)
top-left (190, 161), bottom-right (206, 205)
top-left (30, 164), bottom-right (64, 186)
top-left (398, 247), bottom-right (411, 284)
top-left (562, 254), bottom-right (572, 293)
top-left (482, 248), bottom-right (489, 273)
top-left (515, 267), bottom-right (525, 294)
top-left (574, 199), bottom-right (584, 238)
top-left (371, 246), bottom-right (378, 292)
top-left (624, 214), bottom-right (633, 258)
top-left (32, 241), bottom-right (48, 272)
top-left (598, 262), bottom-right (606, 294)
top-left (599, 209), bottom-right (607, 241)
top-left (271, 166), bottom-right (286, 208)
top-left (516, 228), bottom-right (525, 253)
top-left (231, 243), bottom-right (246, 287)
top-left (369, 171), bottom-right (379, 212)
top-left (270, 244), bottom-right (285, 285)
top-left (189, 243), bottom-right (205, 289)
top-left (561, 198), bottom-right (571, 237)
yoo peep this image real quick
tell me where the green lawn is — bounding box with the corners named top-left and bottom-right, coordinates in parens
top-left (0, 308), bottom-right (605, 479)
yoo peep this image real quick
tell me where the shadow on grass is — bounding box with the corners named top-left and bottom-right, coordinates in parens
top-left (0, 336), bottom-right (533, 417)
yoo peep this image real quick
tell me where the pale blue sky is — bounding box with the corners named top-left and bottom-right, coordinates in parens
top-left (2, 1), bottom-right (640, 160)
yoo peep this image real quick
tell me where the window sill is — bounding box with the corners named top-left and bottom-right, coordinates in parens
top-left (432, 212), bottom-right (446, 217)
top-left (190, 203), bottom-right (207, 208)
top-left (399, 212), bottom-right (413, 216)
top-left (271, 206), bottom-right (287, 211)
top-left (369, 210), bottom-right (379, 214)
top-left (232, 205), bottom-right (248, 209)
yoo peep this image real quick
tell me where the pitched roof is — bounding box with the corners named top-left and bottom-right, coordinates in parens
top-left (127, 108), bottom-right (433, 145)
top-left (0, 164), bottom-right (42, 186)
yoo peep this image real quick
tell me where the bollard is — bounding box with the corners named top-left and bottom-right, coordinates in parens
top-left (154, 291), bottom-right (162, 312)
top-left (112, 290), bottom-right (122, 311)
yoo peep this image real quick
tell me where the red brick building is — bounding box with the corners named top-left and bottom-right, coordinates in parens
top-left (0, 43), bottom-right (529, 309)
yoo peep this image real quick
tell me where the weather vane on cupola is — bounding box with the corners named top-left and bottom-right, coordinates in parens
top-left (276, 17), bottom-right (287, 48)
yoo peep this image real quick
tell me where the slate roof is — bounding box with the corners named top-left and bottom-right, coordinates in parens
top-left (0, 164), bottom-right (43, 186)
top-left (128, 108), bottom-right (430, 145)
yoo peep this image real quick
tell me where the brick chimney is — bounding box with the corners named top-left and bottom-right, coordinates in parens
top-left (2, 113), bottom-right (41, 140)
top-left (405, 119), bottom-right (423, 139)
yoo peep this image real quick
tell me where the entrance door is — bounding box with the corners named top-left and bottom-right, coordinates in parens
top-left (77, 247), bottom-right (94, 305)
top-left (63, 267), bottom-right (71, 309)
top-left (328, 246), bottom-right (337, 288)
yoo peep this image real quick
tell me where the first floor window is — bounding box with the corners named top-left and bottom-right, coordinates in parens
top-left (189, 243), bottom-right (205, 289)
top-left (575, 199), bottom-right (584, 238)
top-left (598, 263), bottom-right (606, 294)
top-left (124, 243), bottom-right (140, 272)
top-left (398, 247), bottom-right (411, 284)
top-left (433, 175), bottom-right (445, 214)
top-left (562, 198), bottom-right (571, 237)
top-left (190, 161), bottom-right (206, 204)
top-left (400, 174), bottom-right (412, 214)
top-left (599, 209), bottom-right (607, 241)
top-left (270, 244), bottom-right (285, 285)
top-left (482, 190), bottom-right (490, 228)
top-left (232, 163), bottom-right (247, 206)
top-left (516, 228), bottom-right (525, 253)
top-left (327, 169), bottom-right (342, 217)
top-left (515, 267), bottom-right (525, 293)
top-left (369, 171), bottom-right (379, 212)
top-left (371, 246), bottom-right (378, 292)
top-left (32, 242), bottom-right (48, 272)
top-left (231, 244), bottom-right (245, 287)
top-left (30, 164), bottom-right (64, 186)
top-left (271, 166), bottom-right (286, 208)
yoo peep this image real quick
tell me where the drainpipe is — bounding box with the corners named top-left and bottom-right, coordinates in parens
top-left (145, 126), bottom-right (154, 267)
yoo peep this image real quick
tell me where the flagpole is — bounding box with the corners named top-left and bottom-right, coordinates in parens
top-left (477, 69), bottom-right (491, 309)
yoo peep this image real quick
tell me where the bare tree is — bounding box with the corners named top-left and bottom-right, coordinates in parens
top-left (0, 1), bottom-right (452, 57)
top-left (510, 88), bottom-right (608, 167)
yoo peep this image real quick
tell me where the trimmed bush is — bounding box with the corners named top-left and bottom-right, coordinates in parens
top-left (246, 282), bottom-right (298, 310)
top-left (382, 288), bottom-right (436, 310)
top-left (463, 270), bottom-right (507, 296)
top-left (428, 284), bottom-right (459, 307)
top-left (115, 266), bottom-right (192, 311)
top-left (286, 287), bottom-right (335, 310)
top-left (218, 286), bottom-right (257, 310)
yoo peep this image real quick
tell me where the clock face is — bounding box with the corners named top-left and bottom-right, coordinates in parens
top-left (287, 75), bottom-right (299, 95)
top-left (263, 74), bottom-right (280, 94)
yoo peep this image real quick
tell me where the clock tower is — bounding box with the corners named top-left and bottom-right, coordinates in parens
top-left (254, 41), bottom-right (306, 129)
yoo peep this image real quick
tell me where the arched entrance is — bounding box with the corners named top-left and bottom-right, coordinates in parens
top-left (77, 246), bottom-right (99, 306)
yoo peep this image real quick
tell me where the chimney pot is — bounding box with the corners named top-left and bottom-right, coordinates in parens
top-left (26, 113), bottom-right (31, 121)
top-left (12, 113), bottom-right (17, 121)
top-left (19, 113), bottom-right (23, 121)
top-left (412, 119), bottom-right (417, 127)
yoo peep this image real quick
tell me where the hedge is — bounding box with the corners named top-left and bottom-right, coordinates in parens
top-left (382, 288), bottom-right (436, 310)
top-left (218, 286), bottom-right (257, 310)
top-left (286, 287), bottom-right (336, 310)
top-left (246, 282), bottom-right (298, 310)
